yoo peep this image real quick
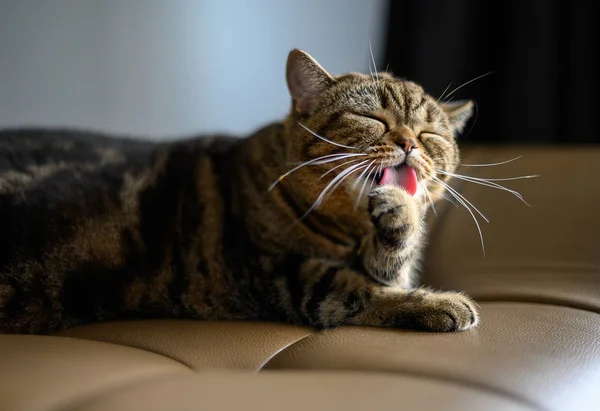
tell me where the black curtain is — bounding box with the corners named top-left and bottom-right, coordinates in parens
top-left (385, 0), bottom-right (599, 143)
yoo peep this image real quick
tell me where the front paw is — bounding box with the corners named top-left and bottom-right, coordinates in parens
top-left (407, 290), bottom-right (479, 332)
top-left (368, 186), bottom-right (419, 247)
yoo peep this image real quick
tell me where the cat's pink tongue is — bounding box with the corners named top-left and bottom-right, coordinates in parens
top-left (380, 165), bottom-right (418, 196)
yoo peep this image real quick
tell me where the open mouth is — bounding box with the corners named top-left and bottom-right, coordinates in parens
top-left (374, 164), bottom-right (419, 196)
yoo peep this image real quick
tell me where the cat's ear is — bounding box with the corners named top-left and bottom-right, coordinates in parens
top-left (286, 49), bottom-right (335, 115)
top-left (442, 100), bottom-right (474, 134)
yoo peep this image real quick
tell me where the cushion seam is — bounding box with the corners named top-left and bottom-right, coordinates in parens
top-left (260, 332), bottom-right (545, 410)
top-left (56, 371), bottom-right (190, 411)
top-left (54, 335), bottom-right (195, 370)
top-left (258, 333), bottom-right (315, 370)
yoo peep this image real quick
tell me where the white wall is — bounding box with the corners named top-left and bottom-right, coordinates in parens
top-left (0, 0), bottom-right (388, 139)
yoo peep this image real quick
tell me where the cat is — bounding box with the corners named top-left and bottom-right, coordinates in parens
top-left (0, 49), bottom-right (478, 334)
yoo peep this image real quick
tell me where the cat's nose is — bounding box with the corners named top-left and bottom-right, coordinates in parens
top-left (396, 138), bottom-right (416, 154)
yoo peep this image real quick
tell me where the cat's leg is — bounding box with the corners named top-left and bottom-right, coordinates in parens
top-left (282, 258), bottom-right (477, 331)
top-left (325, 184), bottom-right (478, 331)
top-left (361, 185), bottom-right (427, 287)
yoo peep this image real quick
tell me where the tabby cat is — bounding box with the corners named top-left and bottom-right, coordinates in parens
top-left (0, 49), bottom-right (478, 334)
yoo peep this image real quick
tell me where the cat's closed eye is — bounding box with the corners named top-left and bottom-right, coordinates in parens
top-left (419, 132), bottom-right (440, 139)
top-left (347, 112), bottom-right (389, 132)
top-left (363, 114), bottom-right (390, 132)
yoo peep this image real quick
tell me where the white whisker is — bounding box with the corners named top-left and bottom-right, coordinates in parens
top-left (444, 71), bottom-right (493, 100)
top-left (312, 153), bottom-right (368, 165)
top-left (268, 152), bottom-right (366, 191)
top-left (370, 161), bottom-right (384, 189)
top-left (436, 82), bottom-right (452, 104)
top-left (434, 176), bottom-right (489, 223)
top-left (352, 160), bottom-right (376, 189)
top-left (443, 96), bottom-right (455, 104)
top-left (297, 122), bottom-right (359, 150)
top-left (461, 155), bottom-right (523, 167)
top-left (299, 160), bottom-right (369, 220)
top-left (369, 39), bottom-right (379, 83)
top-left (354, 161), bottom-right (377, 209)
top-left (461, 174), bottom-right (538, 182)
top-left (447, 172), bottom-right (526, 200)
top-left (320, 158), bottom-right (362, 180)
top-left (315, 161), bottom-right (369, 206)
top-left (428, 173), bottom-right (486, 255)
top-left (313, 154), bottom-right (367, 165)
top-left (442, 193), bottom-right (460, 207)
top-left (324, 161), bottom-right (370, 204)
top-left (422, 182), bottom-right (437, 217)
top-left (437, 170), bottom-right (533, 206)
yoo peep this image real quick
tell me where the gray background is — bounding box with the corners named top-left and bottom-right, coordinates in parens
top-left (0, 0), bottom-right (388, 139)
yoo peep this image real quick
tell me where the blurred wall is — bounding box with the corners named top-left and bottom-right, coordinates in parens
top-left (0, 0), bottom-right (388, 139)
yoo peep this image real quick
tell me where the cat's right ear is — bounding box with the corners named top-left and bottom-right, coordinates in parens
top-left (286, 49), bottom-right (335, 115)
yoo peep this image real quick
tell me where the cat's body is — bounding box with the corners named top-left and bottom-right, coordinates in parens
top-left (0, 50), bottom-right (479, 334)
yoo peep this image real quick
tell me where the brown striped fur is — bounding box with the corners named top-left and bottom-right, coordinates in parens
top-left (0, 50), bottom-right (477, 334)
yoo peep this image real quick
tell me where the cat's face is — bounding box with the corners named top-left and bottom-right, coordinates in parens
top-left (282, 49), bottom-right (474, 217)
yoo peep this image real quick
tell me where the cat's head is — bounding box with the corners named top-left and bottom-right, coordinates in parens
top-left (281, 49), bottom-right (474, 216)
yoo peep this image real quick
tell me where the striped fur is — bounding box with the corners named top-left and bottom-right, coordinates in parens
top-left (0, 50), bottom-right (477, 334)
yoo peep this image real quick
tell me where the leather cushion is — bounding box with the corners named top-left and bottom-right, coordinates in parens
top-left (423, 145), bottom-right (600, 312)
top-left (69, 371), bottom-right (533, 411)
top-left (0, 335), bottom-right (191, 411)
top-left (264, 302), bottom-right (600, 411)
top-left (56, 320), bottom-right (313, 370)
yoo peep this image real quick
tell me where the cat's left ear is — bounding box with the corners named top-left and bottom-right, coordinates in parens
top-left (442, 100), bottom-right (474, 134)
top-left (286, 49), bottom-right (335, 115)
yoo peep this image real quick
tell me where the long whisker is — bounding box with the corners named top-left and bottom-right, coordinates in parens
top-left (369, 38), bottom-right (379, 83)
top-left (422, 182), bottom-right (437, 216)
top-left (432, 175), bottom-right (489, 223)
top-left (442, 193), bottom-right (460, 207)
top-left (320, 158), bottom-right (362, 180)
top-left (454, 174), bottom-right (539, 182)
top-left (369, 161), bottom-right (384, 190)
top-left (456, 176), bottom-right (526, 204)
top-left (268, 152), bottom-right (366, 191)
top-left (428, 173), bottom-right (486, 255)
top-left (354, 161), bottom-right (377, 209)
top-left (352, 160), bottom-right (377, 189)
top-left (323, 161), bottom-right (370, 205)
top-left (445, 171), bottom-right (538, 183)
top-left (461, 155), bottom-right (523, 167)
top-left (377, 161), bottom-right (384, 180)
top-left (288, 153), bottom-right (367, 167)
top-left (443, 96), bottom-right (455, 105)
top-left (439, 170), bottom-right (531, 194)
top-left (437, 170), bottom-right (532, 206)
top-left (311, 153), bottom-right (367, 165)
top-left (299, 160), bottom-right (369, 221)
top-left (436, 82), bottom-right (452, 104)
top-left (297, 122), bottom-right (359, 150)
top-left (444, 71), bottom-right (494, 100)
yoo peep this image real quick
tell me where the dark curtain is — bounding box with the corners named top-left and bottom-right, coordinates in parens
top-left (385, 0), bottom-right (599, 143)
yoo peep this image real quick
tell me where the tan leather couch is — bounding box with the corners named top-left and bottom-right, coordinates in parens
top-left (1, 146), bottom-right (599, 411)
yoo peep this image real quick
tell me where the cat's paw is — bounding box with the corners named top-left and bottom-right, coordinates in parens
top-left (368, 185), bottom-right (419, 247)
top-left (407, 290), bottom-right (479, 332)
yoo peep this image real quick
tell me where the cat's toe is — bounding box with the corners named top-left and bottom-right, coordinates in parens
top-left (412, 291), bottom-right (479, 332)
